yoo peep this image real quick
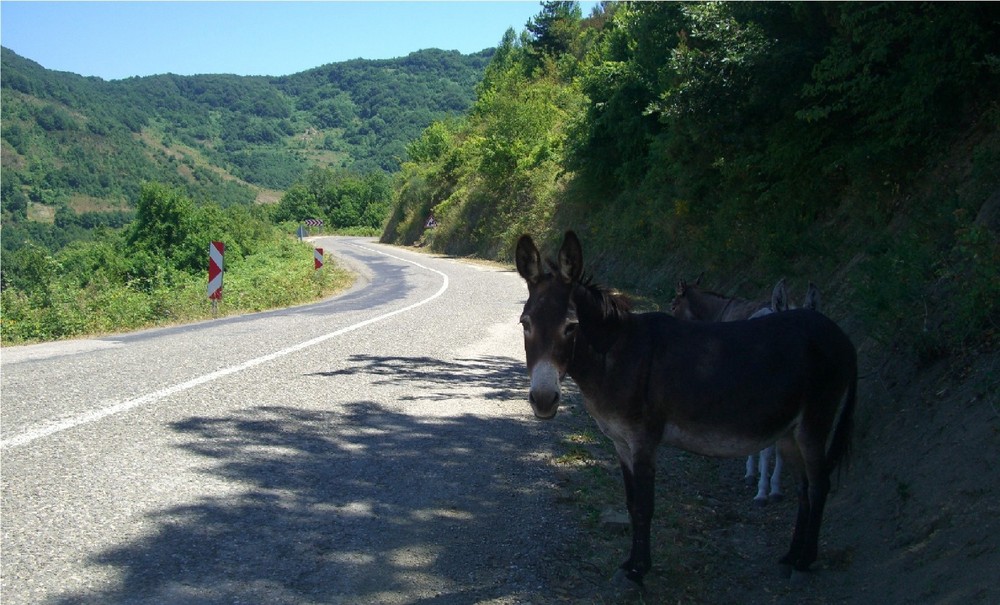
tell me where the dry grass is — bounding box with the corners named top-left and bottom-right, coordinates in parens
top-left (26, 203), bottom-right (56, 223)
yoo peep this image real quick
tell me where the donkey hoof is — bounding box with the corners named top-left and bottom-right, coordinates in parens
top-left (753, 497), bottom-right (768, 507)
top-left (611, 568), bottom-right (645, 593)
top-left (778, 563), bottom-right (794, 579)
top-left (768, 493), bottom-right (785, 503)
top-left (778, 556), bottom-right (815, 580)
top-left (789, 569), bottom-right (812, 587)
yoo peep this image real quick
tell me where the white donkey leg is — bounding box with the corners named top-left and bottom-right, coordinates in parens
top-left (768, 448), bottom-right (784, 502)
top-left (754, 447), bottom-right (772, 505)
top-left (745, 454), bottom-right (757, 484)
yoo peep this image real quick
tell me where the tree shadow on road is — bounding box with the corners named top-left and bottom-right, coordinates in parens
top-left (308, 353), bottom-right (526, 402)
top-left (52, 355), bottom-right (591, 605)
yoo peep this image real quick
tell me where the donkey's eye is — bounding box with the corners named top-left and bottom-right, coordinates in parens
top-left (520, 316), bottom-right (532, 335)
top-left (564, 321), bottom-right (579, 337)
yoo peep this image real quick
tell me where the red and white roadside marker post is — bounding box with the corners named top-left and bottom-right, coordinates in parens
top-left (208, 241), bottom-right (224, 317)
top-left (314, 248), bottom-right (324, 271)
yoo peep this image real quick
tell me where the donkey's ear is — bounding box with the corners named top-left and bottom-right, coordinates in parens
top-left (676, 280), bottom-right (687, 296)
top-left (771, 278), bottom-right (788, 312)
top-left (804, 282), bottom-right (821, 311)
top-left (558, 231), bottom-right (583, 283)
top-left (515, 235), bottom-right (543, 284)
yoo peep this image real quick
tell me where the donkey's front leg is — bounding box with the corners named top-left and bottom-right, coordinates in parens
top-left (618, 454), bottom-right (656, 585)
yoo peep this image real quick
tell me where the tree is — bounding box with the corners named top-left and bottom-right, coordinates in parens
top-left (526, 1), bottom-right (583, 58)
top-left (274, 184), bottom-right (323, 224)
top-left (127, 182), bottom-right (196, 269)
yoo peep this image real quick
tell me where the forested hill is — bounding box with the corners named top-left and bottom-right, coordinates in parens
top-left (0, 46), bottom-right (491, 213)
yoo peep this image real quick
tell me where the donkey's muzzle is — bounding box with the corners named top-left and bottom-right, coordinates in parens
top-left (529, 361), bottom-right (561, 419)
top-left (529, 389), bottom-right (560, 419)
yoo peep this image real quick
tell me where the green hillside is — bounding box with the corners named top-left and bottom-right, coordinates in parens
top-left (1, 46), bottom-right (491, 217)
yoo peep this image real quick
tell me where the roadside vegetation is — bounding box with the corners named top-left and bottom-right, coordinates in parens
top-left (385, 1), bottom-right (999, 361)
top-left (1, 182), bottom-right (351, 344)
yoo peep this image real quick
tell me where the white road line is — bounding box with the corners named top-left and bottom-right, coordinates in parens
top-left (0, 244), bottom-right (448, 451)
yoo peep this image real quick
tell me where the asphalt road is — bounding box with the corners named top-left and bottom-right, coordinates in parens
top-left (1, 237), bottom-right (583, 605)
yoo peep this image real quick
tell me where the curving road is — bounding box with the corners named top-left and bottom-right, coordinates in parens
top-left (1, 237), bottom-right (583, 605)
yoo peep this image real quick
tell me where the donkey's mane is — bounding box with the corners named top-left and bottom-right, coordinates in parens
top-left (543, 259), bottom-right (632, 321)
top-left (580, 275), bottom-right (633, 320)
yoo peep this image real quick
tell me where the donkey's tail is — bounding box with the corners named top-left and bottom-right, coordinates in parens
top-left (825, 373), bottom-right (857, 475)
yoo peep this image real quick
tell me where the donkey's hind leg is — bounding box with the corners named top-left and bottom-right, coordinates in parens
top-left (769, 448), bottom-right (784, 502)
top-left (779, 471), bottom-right (810, 575)
top-left (780, 438), bottom-right (832, 573)
top-left (745, 454), bottom-right (758, 484)
top-left (754, 447), bottom-right (772, 505)
top-left (798, 469), bottom-right (831, 570)
top-left (776, 437), bottom-right (809, 574)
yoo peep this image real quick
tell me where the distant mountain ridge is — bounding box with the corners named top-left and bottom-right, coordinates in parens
top-left (0, 46), bottom-right (492, 215)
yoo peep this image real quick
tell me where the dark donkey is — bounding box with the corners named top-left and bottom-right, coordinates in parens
top-left (515, 231), bottom-right (858, 585)
top-left (673, 277), bottom-right (823, 505)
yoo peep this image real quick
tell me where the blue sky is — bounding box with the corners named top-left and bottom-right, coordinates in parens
top-left (1, 1), bottom-right (598, 81)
